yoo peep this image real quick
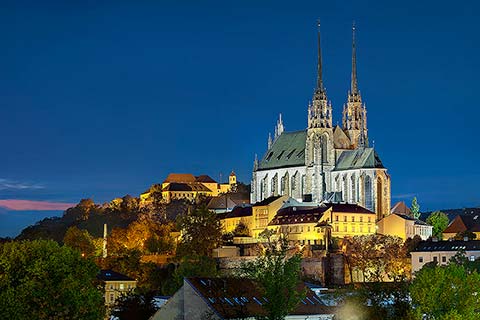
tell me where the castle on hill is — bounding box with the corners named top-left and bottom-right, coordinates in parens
top-left (251, 24), bottom-right (391, 220)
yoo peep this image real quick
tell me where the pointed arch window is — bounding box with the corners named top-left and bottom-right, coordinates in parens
top-left (364, 175), bottom-right (373, 211)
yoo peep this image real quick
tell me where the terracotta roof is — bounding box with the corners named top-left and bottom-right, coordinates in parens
top-left (391, 201), bottom-right (412, 216)
top-left (186, 277), bottom-right (336, 318)
top-left (97, 269), bottom-right (135, 281)
top-left (164, 173), bottom-right (196, 183)
top-left (444, 215), bottom-right (480, 234)
top-left (413, 240), bottom-right (480, 252)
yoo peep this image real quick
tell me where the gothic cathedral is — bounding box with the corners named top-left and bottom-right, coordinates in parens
top-left (251, 24), bottom-right (391, 220)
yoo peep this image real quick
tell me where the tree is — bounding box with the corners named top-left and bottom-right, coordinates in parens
top-left (0, 240), bottom-right (104, 320)
top-left (233, 221), bottom-right (250, 237)
top-left (344, 234), bottom-right (409, 282)
top-left (426, 211), bottom-right (449, 239)
top-left (238, 233), bottom-right (304, 320)
top-left (176, 205), bottom-right (222, 257)
top-left (410, 263), bottom-right (480, 319)
top-left (63, 226), bottom-right (96, 257)
top-left (111, 291), bottom-right (157, 320)
top-left (411, 197), bottom-right (420, 219)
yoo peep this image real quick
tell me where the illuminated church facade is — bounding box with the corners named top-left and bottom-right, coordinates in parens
top-left (251, 24), bottom-right (391, 220)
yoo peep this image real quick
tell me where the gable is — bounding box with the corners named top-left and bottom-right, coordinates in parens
top-left (333, 126), bottom-right (351, 149)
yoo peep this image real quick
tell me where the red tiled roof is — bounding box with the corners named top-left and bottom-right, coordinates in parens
top-left (164, 173), bottom-right (196, 183)
top-left (186, 277), bottom-right (335, 318)
top-left (444, 215), bottom-right (480, 234)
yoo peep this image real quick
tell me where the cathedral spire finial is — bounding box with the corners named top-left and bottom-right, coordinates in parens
top-left (351, 21), bottom-right (359, 94)
top-left (316, 19), bottom-right (324, 91)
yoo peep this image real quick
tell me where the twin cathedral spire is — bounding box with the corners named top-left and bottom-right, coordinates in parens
top-left (307, 22), bottom-right (368, 148)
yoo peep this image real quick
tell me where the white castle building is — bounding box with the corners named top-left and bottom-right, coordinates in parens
top-left (251, 24), bottom-right (391, 220)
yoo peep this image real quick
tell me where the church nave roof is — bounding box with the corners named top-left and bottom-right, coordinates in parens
top-left (258, 130), bottom-right (307, 170)
top-left (333, 147), bottom-right (384, 171)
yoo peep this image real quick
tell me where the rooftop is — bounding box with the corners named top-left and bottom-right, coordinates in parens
top-left (413, 240), bottom-right (480, 252)
top-left (257, 131), bottom-right (307, 171)
top-left (97, 269), bottom-right (135, 282)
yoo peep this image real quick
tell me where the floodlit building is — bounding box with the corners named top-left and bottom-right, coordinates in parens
top-left (97, 269), bottom-right (137, 308)
top-left (442, 214), bottom-right (480, 240)
top-left (377, 213), bottom-right (432, 240)
top-left (151, 277), bottom-right (336, 320)
top-left (410, 240), bottom-right (480, 274)
top-left (251, 24), bottom-right (391, 220)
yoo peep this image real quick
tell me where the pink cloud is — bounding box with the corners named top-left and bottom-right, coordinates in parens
top-left (0, 199), bottom-right (75, 211)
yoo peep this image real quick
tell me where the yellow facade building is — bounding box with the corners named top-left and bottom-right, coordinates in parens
top-left (97, 269), bottom-right (137, 308)
top-left (141, 172), bottom-right (237, 204)
top-left (377, 213), bottom-right (432, 240)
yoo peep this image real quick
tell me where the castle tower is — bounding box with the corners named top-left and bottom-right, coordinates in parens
top-left (342, 23), bottom-right (368, 148)
top-left (305, 21), bottom-right (335, 202)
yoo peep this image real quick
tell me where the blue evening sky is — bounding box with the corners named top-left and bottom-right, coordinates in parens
top-left (1, 0), bottom-right (479, 236)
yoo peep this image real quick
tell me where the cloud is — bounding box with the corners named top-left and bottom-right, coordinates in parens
top-left (0, 179), bottom-right (44, 190)
top-left (0, 200), bottom-right (75, 211)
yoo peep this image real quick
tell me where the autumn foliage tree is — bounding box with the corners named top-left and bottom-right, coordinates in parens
top-left (343, 234), bottom-right (409, 282)
top-left (63, 226), bottom-right (96, 257)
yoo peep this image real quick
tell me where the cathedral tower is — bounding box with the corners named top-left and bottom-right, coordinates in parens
top-left (306, 21), bottom-right (334, 202)
top-left (342, 23), bottom-right (368, 148)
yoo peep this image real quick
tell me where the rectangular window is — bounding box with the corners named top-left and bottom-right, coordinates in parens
top-left (119, 283), bottom-right (124, 290)
top-left (352, 225), bottom-right (355, 232)
top-left (307, 226), bottom-right (310, 232)
top-left (360, 216), bottom-right (363, 222)
top-left (110, 293), bottom-right (115, 302)
top-left (335, 225), bottom-right (339, 232)
top-left (351, 216), bottom-right (355, 222)
top-left (433, 256), bottom-right (438, 263)
top-left (419, 257), bottom-right (423, 263)
top-left (360, 226), bottom-right (363, 233)
top-left (344, 216), bottom-right (347, 222)
top-left (335, 215), bottom-right (339, 222)
top-left (442, 256), bottom-right (446, 263)
top-left (470, 256), bottom-right (476, 262)
top-left (343, 225), bottom-right (347, 232)
top-left (368, 217), bottom-right (371, 223)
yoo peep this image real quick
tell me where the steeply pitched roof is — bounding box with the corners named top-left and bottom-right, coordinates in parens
top-left (333, 147), bottom-right (384, 171)
top-left (444, 214), bottom-right (480, 234)
top-left (257, 131), bottom-right (306, 170)
top-left (186, 277), bottom-right (335, 318)
top-left (97, 269), bottom-right (135, 281)
top-left (391, 201), bottom-right (412, 216)
top-left (164, 173), bottom-right (197, 183)
top-left (333, 125), bottom-right (352, 149)
top-left (413, 240), bottom-right (480, 252)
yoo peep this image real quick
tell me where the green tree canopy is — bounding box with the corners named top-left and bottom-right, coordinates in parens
top-left (176, 205), bottom-right (222, 257)
top-left (411, 197), bottom-right (420, 219)
top-left (63, 226), bottom-right (96, 257)
top-left (0, 240), bottom-right (104, 320)
top-left (426, 211), bottom-right (449, 239)
top-left (238, 233), bottom-right (304, 320)
top-left (410, 263), bottom-right (480, 319)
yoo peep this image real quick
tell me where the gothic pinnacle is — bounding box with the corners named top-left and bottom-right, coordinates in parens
top-left (316, 19), bottom-right (324, 92)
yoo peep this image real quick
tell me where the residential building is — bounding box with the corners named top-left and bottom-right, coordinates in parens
top-left (251, 24), bottom-right (391, 220)
top-left (410, 240), bottom-right (480, 274)
top-left (442, 214), bottom-right (480, 240)
top-left (97, 269), bottom-right (137, 308)
top-left (268, 202), bottom-right (377, 245)
top-left (151, 277), bottom-right (336, 320)
top-left (377, 213), bottom-right (432, 240)
top-left (207, 193), bottom-right (250, 214)
top-left (218, 205), bottom-right (253, 234)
